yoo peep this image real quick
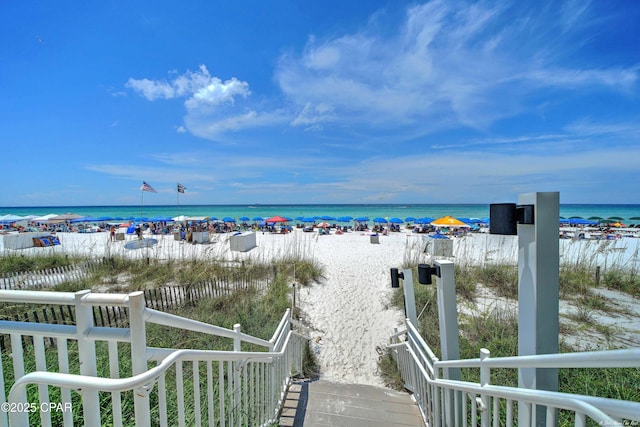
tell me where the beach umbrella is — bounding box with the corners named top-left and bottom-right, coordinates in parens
top-left (317, 222), bottom-right (330, 228)
top-left (301, 217), bottom-right (316, 223)
top-left (239, 216), bottom-right (250, 221)
top-left (608, 216), bottom-right (624, 221)
top-left (223, 217), bottom-right (236, 222)
top-left (588, 216), bottom-right (603, 221)
top-left (404, 216), bottom-right (417, 222)
top-left (265, 215), bottom-right (288, 223)
top-left (321, 215), bottom-right (336, 221)
top-left (354, 217), bottom-right (369, 222)
top-left (415, 217), bottom-right (435, 224)
top-left (337, 216), bottom-right (353, 222)
top-left (431, 216), bottom-right (470, 227)
top-left (373, 217), bottom-right (388, 223)
top-left (429, 232), bottom-right (449, 239)
top-left (389, 217), bottom-right (404, 224)
top-left (97, 216), bottom-right (113, 221)
top-left (252, 216), bottom-right (264, 221)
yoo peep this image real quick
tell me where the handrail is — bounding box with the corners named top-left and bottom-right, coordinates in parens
top-left (8, 330), bottom-right (302, 426)
top-left (144, 306), bottom-right (273, 348)
top-left (435, 347), bottom-right (640, 370)
top-left (434, 379), bottom-right (620, 425)
top-left (389, 318), bottom-right (640, 426)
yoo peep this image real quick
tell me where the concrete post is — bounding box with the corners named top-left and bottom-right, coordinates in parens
top-left (517, 192), bottom-right (559, 427)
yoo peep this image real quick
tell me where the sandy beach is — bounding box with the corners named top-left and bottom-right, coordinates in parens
top-left (3, 229), bottom-right (640, 387)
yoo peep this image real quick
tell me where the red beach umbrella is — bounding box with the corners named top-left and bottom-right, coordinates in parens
top-left (265, 216), bottom-right (289, 223)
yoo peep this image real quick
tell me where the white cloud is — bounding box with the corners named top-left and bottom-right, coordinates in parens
top-left (127, 65), bottom-right (250, 109)
top-left (126, 78), bottom-right (176, 100)
top-left (275, 1), bottom-right (638, 135)
top-left (291, 102), bottom-right (335, 127)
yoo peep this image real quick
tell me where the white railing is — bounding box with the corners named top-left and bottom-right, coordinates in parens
top-left (389, 318), bottom-right (640, 427)
top-left (0, 289), bottom-right (307, 427)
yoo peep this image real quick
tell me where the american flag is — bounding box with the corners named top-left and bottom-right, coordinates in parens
top-left (177, 183), bottom-right (186, 193)
top-left (140, 181), bottom-right (157, 193)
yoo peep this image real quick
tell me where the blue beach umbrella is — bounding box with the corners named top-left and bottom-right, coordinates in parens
top-left (252, 216), bottom-right (264, 221)
top-left (389, 217), bottom-right (404, 224)
top-left (354, 217), bottom-right (369, 222)
top-left (302, 217), bottom-right (316, 223)
top-left (321, 215), bottom-right (336, 221)
top-left (337, 216), bottom-right (353, 222)
top-left (373, 217), bottom-right (388, 223)
top-left (223, 217), bottom-right (236, 222)
top-left (239, 216), bottom-right (250, 221)
top-left (404, 216), bottom-right (416, 222)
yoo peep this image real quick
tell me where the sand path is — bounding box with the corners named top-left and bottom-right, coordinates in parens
top-left (296, 232), bottom-right (406, 386)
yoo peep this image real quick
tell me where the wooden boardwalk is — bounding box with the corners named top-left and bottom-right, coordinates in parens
top-left (279, 380), bottom-right (424, 427)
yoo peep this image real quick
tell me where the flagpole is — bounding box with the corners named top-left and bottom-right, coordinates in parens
top-left (141, 189), bottom-right (144, 217)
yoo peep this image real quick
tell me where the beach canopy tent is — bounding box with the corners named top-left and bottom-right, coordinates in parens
top-left (0, 214), bottom-right (28, 225)
top-left (431, 216), bottom-right (470, 227)
top-left (32, 213), bottom-right (59, 223)
top-left (48, 213), bottom-right (84, 223)
top-left (173, 215), bottom-right (207, 222)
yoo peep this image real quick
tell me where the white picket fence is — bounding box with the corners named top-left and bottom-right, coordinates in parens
top-left (0, 289), bottom-right (307, 427)
top-left (389, 319), bottom-right (640, 427)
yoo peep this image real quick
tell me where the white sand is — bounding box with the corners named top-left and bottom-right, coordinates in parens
top-left (3, 229), bottom-right (640, 386)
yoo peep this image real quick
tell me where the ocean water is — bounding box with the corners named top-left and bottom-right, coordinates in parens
top-left (2, 204), bottom-right (640, 222)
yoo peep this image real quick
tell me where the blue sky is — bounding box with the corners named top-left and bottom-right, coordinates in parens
top-left (1, 0), bottom-right (639, 206)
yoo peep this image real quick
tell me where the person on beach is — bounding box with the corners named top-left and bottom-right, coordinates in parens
top-left (110, 226), bottom-right (116, 241)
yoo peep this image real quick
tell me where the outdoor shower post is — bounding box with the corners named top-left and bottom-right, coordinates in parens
top-left (517, 192), bottom-right (559, 427)
top-left (435, 260), bottom-right (461, 427)
top-left (401, 268), bottom-right (418, 327)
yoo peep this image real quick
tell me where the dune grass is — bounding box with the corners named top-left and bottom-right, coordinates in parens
top-left (381, 259), bottom-right (640, 421)
top-left (0, 250), bottom-right (322, 425)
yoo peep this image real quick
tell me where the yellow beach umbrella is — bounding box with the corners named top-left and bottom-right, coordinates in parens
top-left (431, 215), bottom-right (470, 227)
